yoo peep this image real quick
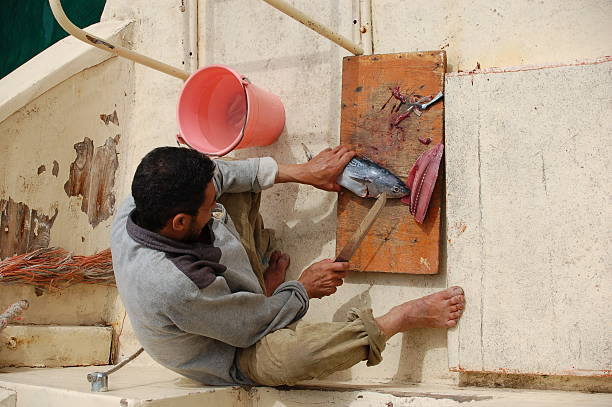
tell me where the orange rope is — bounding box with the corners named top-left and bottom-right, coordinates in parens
top-left (0, 247), bottom-right (115, 292)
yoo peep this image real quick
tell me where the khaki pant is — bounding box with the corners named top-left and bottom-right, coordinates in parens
top-left (219, 192), bottom-right (386, 386)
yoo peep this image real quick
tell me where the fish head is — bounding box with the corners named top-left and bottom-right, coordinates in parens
top-left (369, 177), bottom-right (410, 198)
top-left (340, 156), bottom-right (411, 198)
top-left (356, 173), bottom-right (410, 198)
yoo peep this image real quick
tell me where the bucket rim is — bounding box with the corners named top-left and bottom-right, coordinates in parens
top-left (176, 64), bottom-right (249, 156)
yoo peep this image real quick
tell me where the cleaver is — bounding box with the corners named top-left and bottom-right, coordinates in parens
top-left (335, 192), bottom-right (387, 263)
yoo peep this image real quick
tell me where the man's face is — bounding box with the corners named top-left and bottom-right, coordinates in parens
top-left (184, 181), bottom-right (217, 242)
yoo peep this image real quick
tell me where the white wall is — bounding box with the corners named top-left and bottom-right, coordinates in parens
top-left (0, 54), bottom-right (131, 364)
top-left (374, 0), bottom-right (612, 72)
top-left (198, 0), bottom-right (612, 388)
top-left (0, 0), bottom-right (193, 367)
top-left (1, 0), bottom-right (609, 389)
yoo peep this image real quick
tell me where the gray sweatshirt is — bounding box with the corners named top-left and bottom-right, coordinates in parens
top-left (110, 158), bottom-right (310, 385)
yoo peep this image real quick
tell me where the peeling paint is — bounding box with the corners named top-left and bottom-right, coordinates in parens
top-left (52, 160), bottom-right (59, 177)
top-left (37, 165), bottom-right (46, 175)
top-left (64, 136), bottom-right (119, 227)
top-left (419, 257), bottom-right (431, 270)
top-left (100, 110), bottom-right (119, 126)
top-left (0, 198), bottom-right (58, 260)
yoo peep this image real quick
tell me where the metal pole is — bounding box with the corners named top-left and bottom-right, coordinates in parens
top-left (261, 0), bottom-right (364, 56)
top-left (48, 0), bottom-right (190, 80)
top-left (359, 0), bottom-right (373, 55)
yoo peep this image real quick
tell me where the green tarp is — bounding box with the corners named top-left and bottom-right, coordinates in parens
top-left (1, 0), bottom-right (106, 79)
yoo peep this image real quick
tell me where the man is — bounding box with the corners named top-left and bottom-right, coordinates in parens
top-left (111, 146), bottom-right (464, 386)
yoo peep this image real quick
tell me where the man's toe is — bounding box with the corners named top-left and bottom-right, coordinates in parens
top-left (269, 250), bottom-right (280, 263)
top-left (279, 253), bottom-right (290, 269)
top-left (450, 286), bottom-right (464, 296)
top-left (449, 295), bottom-right (464, 305)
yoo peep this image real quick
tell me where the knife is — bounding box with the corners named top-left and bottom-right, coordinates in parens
top-left (335, 192), bottom-right (388, 263)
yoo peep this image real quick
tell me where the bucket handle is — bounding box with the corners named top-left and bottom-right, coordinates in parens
top-left (176, 134), bottom-right (227, 157)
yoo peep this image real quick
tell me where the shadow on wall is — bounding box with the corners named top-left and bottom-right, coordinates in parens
top-left (324, 179), bottom-right (449, 383)
top-left (204, 0), bottom-right (347, 278)
top-left (201, 0), bottom-right (458, 386)
top-left (232, 131), bottom-right (341, 280)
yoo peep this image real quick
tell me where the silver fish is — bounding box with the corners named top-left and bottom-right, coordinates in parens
top-left (302, 144), bottom-right (410, 198)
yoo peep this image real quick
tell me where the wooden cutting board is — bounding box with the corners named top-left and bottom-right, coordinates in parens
top-left (336, 51), bottom-right (445, 274)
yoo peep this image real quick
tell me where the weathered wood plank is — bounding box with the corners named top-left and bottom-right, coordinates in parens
top-left (337, 51), bottom-right (445, 274)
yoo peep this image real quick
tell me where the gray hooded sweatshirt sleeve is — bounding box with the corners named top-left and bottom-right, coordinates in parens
top-left (111, 157), bottom-right (309, 385)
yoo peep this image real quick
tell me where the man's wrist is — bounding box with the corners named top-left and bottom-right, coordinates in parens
top-left (276, 163), bottom-right (310, 185)
top-left (295, 278), bottom-right (312, 299)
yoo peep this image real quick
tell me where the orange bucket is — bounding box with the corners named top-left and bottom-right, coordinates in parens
top-left (176, 65), bottom-right (285, 156)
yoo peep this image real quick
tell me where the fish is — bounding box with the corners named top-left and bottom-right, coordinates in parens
top-left (302, 144), bottom-right (410, 198)
top-left (401, 143), bottom-right (444, 223)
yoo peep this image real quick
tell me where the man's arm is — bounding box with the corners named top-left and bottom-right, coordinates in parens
top-left (213, 146), bottom-right (356, 198)
top-left (212, 158), bottom-right (278, 199)
top-left (276, 145), bottom-right (355, 191)
top-left (165, 277), bottom-right (309, 348)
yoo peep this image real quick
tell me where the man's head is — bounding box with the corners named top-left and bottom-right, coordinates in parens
top-left (131, 147), bottom-right (217, 241)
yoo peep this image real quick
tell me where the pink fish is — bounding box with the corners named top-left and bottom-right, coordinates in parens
top-left (401, 144), bottom-right (444, 223)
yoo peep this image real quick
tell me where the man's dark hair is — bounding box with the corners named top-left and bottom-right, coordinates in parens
top-left (131, 147), bottom-right (215, 231)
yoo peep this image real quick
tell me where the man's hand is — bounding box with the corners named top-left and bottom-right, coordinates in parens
top-left (297, 259), bottom-right (349, 299)
top-left (276, 146), bottom-right (356, 191)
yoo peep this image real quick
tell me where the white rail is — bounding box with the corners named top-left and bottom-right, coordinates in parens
top-left (261, 0), bottom-right (364, 55)
top-left (48, 0), bottom-right (190, 80)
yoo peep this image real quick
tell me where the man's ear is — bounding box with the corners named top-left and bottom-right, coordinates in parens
top-left (170, 213), bottom-right (192, 232)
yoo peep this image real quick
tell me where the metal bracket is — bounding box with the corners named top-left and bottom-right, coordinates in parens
top-left (87, 347), bottom-right (144, 392)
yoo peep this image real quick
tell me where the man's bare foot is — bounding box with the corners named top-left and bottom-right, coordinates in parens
top-left (264, 250), bottom-right (290, 296)
top-left (375, 286), bottom-right (465, 338)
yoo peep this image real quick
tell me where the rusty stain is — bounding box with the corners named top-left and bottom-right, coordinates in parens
top-left (0, 198), bottom-right (58, 260)
top-left (458, 370), bottom-right (612, 392)
top-left (64, 136), bottom-right (119, 227)
top-left (52, 161), bottom-right (59, 177)
top-left (450, 57), bottom-right (612, 78)
top-left (455, 222), bottom-right (467, 234)
top-left (37, 165), bottom-right (46, 175)
top-left (100, 110), bottom-right (119, 126)
top-left (6, 337), bottom-right (17, 349)
top-left (85, 34), bottom-right (115, 49)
